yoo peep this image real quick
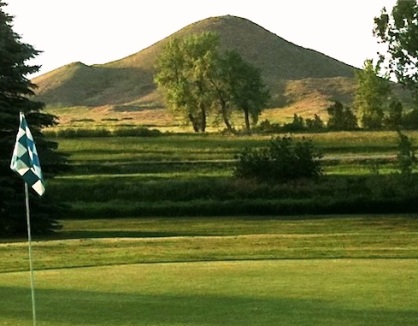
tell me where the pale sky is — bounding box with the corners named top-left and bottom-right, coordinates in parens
top-left (5, 0), bottom-right (397, 77)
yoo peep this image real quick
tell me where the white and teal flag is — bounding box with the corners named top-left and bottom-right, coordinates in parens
top-left (10, 112), bottom-right (45, 197)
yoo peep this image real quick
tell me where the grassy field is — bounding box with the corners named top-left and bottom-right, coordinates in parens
top-left (1, 216), bottom-right (418, 325)
top-left (2, 131), bottom-right (418, 325)
top-left (2, 260), bottom-right (417, 326)
top-left (2, 216), bottom-right (418, 272)
top-left (44, 131), bottom-right (418, 219)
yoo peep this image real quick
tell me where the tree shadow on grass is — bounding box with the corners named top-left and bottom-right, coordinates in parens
top-left (1, 286), bottom-right (417, 326)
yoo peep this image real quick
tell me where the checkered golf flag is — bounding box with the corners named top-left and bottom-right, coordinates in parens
top-left (10, 112), bottom-right (45, 196)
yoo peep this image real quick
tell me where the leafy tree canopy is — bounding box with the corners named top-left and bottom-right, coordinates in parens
top-left (374, 0), bottom-right (418, 99)
top-left (353, 60), bottom-right (391, 129)
top-left (154, 32), bottom-right (269, 133)
top-left (326, 101), bottom-right (358, 131)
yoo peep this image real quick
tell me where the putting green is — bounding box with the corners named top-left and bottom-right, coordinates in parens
top-left (0, 259), bottom-right (417, 326)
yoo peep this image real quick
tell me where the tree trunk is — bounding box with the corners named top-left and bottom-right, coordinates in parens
top-left (221, 101), bottom-right (235, 134)
top-left (188, 113), bottom-right (200, 132)
top-left (200, 104), bottom-right (207, 133)
top-left (244, 108), bottom-right (251, 132)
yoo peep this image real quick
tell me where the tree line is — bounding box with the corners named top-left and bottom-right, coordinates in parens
top-left (155, 35), bottom-right (418, 134)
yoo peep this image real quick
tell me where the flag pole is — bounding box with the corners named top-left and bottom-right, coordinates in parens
top-left (25, 182), bottom-right (37, 326)
top-left (10, 112), bottom-right (44, 326)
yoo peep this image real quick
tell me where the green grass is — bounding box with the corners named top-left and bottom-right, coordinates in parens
top-left (41, 131), bottom-right (418, 219)
top-left (2, 216), bottom-right (418, 272)
top-left (54, 131), bottom-right (408, 160)
top-left (53, 131), bottom-right (416, 167)
top-left (1, 216), bottom-right (418, 325)
top-left (1, 260), bottom-right (417, 326)
top-left (52, 131), bottom-right (408, 177)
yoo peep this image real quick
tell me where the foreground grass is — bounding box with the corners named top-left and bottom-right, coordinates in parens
top-left (0, 260), bottom-right (417, 326)
top-left (1, 216), bottom-right (418, 325)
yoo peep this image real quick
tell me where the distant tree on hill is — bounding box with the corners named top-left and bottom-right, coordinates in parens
top-left (353, 60), bottom-right (391, 130)
top-left (0, 1), bottom-right (68, 236)
top-left (306, 114), bottom-right (325, 132)
top-left (154, 32), bottom-right (269, 133)
top-left (154, 32), bottom-right (219, 132)
top-left (326, 101), bottom-right (358, 131)
top-left (282, 114), bottom-right (306, 132)
top-left (216, 50), bottom-right (270, 132)
top-left (402, 108), bottom-right (418, 130)
top-left (384, 99), bottom-right (403, 130)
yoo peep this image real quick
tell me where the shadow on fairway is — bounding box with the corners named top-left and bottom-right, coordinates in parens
top-left (58, 230), bottom-right (193, 239)
top-left (1, 286), bottom-right (417, 326)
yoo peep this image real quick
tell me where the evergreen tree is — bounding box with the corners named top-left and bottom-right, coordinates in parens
top-left (396, 131), bottom-right (416, 178)
top-left (0, 1), bottom-right (67, 236)
top-left (326, 101), bottom-right (358, 131)
top-left (305, 114), bottom-right (325, 132)
top-left (384, 99), bottom-right (403, 130)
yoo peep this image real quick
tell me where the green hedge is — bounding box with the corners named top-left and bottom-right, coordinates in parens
top-left (50, 174), bottom-right (418, 218)
top-left (67, 197), bottom-right (418, 219)
top-left (45, 127), bottom-right (162, 138)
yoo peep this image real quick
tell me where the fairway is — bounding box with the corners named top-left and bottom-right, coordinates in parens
top-left (1, 216), bottom-right (418, 325)
top-left (0, 260), bottom-right (417, 326)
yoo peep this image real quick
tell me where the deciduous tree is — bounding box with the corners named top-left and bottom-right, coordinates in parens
top-left (154, 32), bottom-right (219, 132)
top-left (216, 50), bottom-right (270, 132)
top-left (326, 101), bottom-right (358, 131)
top-left (374, 0), bottom-right (418, 100)
top-left (353, 60), bottom-right (391, 129)
top-left (155, 33), bottom-right (269, 133)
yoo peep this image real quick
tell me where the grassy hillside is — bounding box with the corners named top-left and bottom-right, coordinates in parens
top-left (33, 15), bottom-right (360, 128)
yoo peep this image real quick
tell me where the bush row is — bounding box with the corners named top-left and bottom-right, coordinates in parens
top-left (50, 174), bottom-right (418, 218)
top-left (45, 127), bottom-right (163, 138)
top-left (67, 197), bottom-right (418, 219)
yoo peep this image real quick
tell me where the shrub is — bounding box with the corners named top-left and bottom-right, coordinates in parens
top-left (54, 128), bottom-right (111, 138)
top-left (396, 131), bottom-right (416, 178)
top-left (253, 119), bottom-right (282, 133)
top-left (234, 136), bottom-right (323, 182)
top-left (113, 127), bottom-right (162, 137)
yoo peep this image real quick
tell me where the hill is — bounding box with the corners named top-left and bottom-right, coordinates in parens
top-left (33, 15), bottom-right (359, 127)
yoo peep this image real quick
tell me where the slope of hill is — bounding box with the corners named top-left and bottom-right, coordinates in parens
top-left (33, 15), bottom-right (359, 126)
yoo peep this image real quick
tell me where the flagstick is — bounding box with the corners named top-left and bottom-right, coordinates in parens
top-left (25, 183), bottom-right (37, 326)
